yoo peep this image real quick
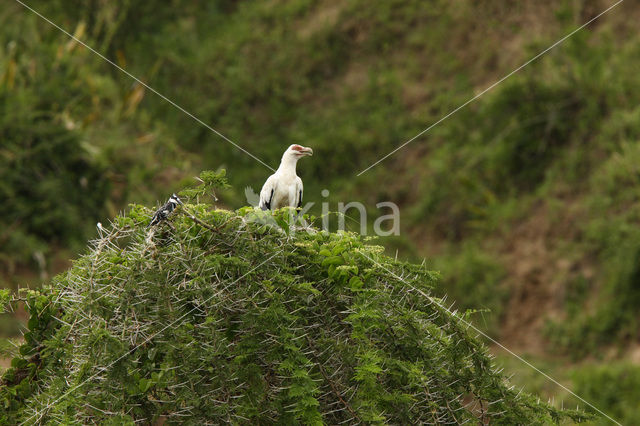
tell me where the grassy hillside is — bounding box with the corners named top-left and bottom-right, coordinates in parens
top-left (2, 0), bottom-right (640, 423)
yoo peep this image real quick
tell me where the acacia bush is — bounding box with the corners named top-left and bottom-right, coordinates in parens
top-left (0, 172), bottom-right (589, 424)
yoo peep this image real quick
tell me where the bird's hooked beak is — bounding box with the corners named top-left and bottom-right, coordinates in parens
top-left (300, 146), bottom-right (313, 156)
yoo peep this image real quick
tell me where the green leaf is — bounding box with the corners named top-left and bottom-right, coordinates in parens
top-left (349, 276), bottom-right (364, 290)
top-left (321, 255), bottom-right (344, 267)
top-left (332, 244), bottom-right (347, 255)
top-left (138, 378), bottom-right (152, 393)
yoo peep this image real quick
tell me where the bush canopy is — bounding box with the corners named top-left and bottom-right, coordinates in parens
top-left (0, 172), bottom-right (588, 424)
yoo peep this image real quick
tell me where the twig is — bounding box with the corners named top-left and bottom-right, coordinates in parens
top-left (305, 336), bottom-right (361, 423)
top-left (178, 208), bottom-right (217, 233)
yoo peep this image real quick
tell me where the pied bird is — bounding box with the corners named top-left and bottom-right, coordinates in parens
top-left (259, 144), bottom-right (313, 210)
top-left (148, 193), bottom-right (183, 227)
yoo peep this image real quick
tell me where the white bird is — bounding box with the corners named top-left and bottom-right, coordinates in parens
top-left (259, 144), bottom-right (313, 210)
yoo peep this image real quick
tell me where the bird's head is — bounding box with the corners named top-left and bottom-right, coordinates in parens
top-left (286, 144), bottom-right (313, 159)
top-left (169, 193), bottom-right (183, 205)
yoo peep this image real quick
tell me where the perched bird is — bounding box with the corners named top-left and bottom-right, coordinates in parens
top-left (259, 144), bottom-right (313, 210)
top-left (148, 193), bottom-right (183, 227)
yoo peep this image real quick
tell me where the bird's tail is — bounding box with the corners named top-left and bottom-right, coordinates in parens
top-left (244, 186), bottom-right (260, 207)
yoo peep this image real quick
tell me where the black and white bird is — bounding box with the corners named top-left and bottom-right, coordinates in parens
top-left (148, 193), bottom-right (183, 227)
top-left (259, 144), bottom-right (313, 210)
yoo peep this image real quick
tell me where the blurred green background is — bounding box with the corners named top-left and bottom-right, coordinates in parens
top-left (1, 0), bottom-right (639, 423)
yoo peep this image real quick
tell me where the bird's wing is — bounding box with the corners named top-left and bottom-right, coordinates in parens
top-left (259, 174), bottom-right (277, 210)
top-left (148, 205), bottom-right (167, 228)
top-left (295, 176), bottom-right (304, 208)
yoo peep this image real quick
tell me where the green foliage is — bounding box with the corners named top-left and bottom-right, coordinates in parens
top-left (0, 2), bottom-right (192, 272)
top-left (571, 363), bottom-right (640, 425)
top-left (0, 88), bottom-right (109, 267)
top-left (0, 288), bottom-right (61, 415)
top-left (0, 290), bottom-right (9, 314)
top-left (178, 169), bottom-right (230, 202)
top-left (546, 105), bottom-right (640, 353)
top-left (433, 243), bottom-right (507, 332)
top-left (492, 355), bottom-right (637, 426)
top-left (0, 183), bottom-right (588, 424)
top-left (546, 234), bottom-right (640, 357)
top-left (480, 80), bottom-right (590, 192)
top-left (3, 0), bottom-right (640, 410)
top-left (410, 32), bottom-right (611, 238)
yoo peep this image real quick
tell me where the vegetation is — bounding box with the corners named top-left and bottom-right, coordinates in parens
top-left (571, 363), bottom-right (640, 425)
top-left (2, 0), bottom-right (639, 423)
top-left (0, 91), bottom-right (109, 271)
top-left (0, 171), bottom-right (589, 424)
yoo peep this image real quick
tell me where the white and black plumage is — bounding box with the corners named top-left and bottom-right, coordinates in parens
top-left (148, 193), bottom-right (183, 227)
top-left (259, 144), bottom-right (313, 210)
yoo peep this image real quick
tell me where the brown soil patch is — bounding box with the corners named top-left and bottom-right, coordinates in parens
top-left (498, 199), bottom-right (589, 354)
top-left (297, 1), bottom-right (343, 40)
top-left (630, 345), bottom-right (640, 365)
top-left (500, 207), bottom-right (555, 353)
